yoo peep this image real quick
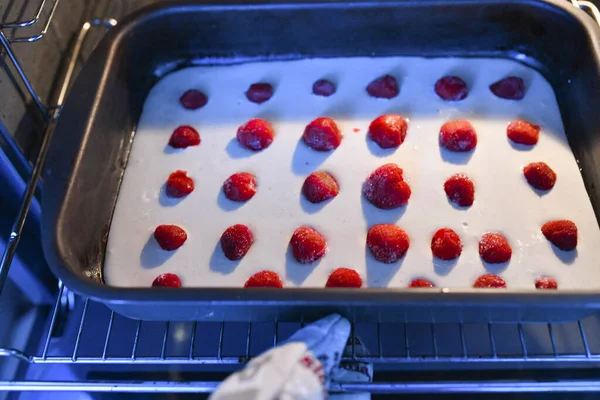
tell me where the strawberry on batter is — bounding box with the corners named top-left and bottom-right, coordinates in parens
top-left (169, 125), bottom-right (200, 149)
top-left (152, 273), bottom-right (182, 288)
top-left (431, 228), bottom-right (462, 260)
top-left (154, 225), bottom-right (187, 251)
top-left (535, 277), bottom-right (558, 289)
top-left (490, 76), bottom-right (525, 100)
top-left (363, 163), bottom-right (411, 209)
top-left (367, 224), bottom-right (410, 263)
top-left (473, 274), bottom-right (507, 288)
top-left (444, 174), bottom-right (474, 207)
top-left (179, 89), bottom-right (207, 110)
top-left (302, 117), bottom-right (343, 151)
top-left (409, 278), bottom-right (436, 288)
top-left (326, 268), bottom-right (362, 288)
top-left (541, 220), bottom-right (578, 251)
top-left (223, 172), bottom-right (257, 202)
top-left (166, 170), bottom-right (194, 198)
top-left (366, 75), bottom-right (399, 99)
top-left (313, 79), bottom-right (336, 96)
top-left (368, 114), bottom-right (408, 149)
top-left (302, 171), bottom-right (340, 203)
top-left (244, 271), bottom-right (283, 288)
top-left (290, 226), bottom-right (327, 264)
top-left (221, 224), bottom-right (254, 261)
top-left (479, 233), bottom-right (512, 264)
top-left (237, 118), bottom-right (274, 151)
top-left (507, 120), bottom-right (540, 145)
top-left (435, 76), bottom-right (468, 101)
top-left (246, 83), bottom-right (273, 104)
top-left (523, 162), bottom-right (556, 191)
top-left (439, 120), bottom-right (477, 152)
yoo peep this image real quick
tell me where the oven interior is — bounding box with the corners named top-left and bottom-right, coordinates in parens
top-left (2, 0), bottom-right (600, 398)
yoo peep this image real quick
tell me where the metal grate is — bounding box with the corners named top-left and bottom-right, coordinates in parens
top-left (0, 0), bottom-right (62, 43)
top-left (13, 284), bottom-right (600, 365)
top-left (0, 0), bottom-right (64, 117)
top-left (3, 283), bottom-right (600, 393)
top-left (1, 0), bottom-right (600, 394)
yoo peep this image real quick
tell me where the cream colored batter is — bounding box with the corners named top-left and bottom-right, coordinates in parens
top-left (104, 57), bottom-right (600, 289)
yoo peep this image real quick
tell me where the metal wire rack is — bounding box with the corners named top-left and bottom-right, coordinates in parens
top-left (1, 0), bottom-right (600, 394)
top-left (0, 0), bottom-right (61, 43)
top-left (4, 283), bottom-right (600, 393)
top-left (16, 286), bottom-right (600, 365)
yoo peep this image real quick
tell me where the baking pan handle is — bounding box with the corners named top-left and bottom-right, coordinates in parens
top-left (573, 0), bottom-right (600, 26)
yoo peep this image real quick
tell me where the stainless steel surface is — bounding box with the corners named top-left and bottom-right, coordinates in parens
top-left (1, 0), bottom-right (600, 394)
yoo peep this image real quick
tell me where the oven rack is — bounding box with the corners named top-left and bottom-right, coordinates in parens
top-left (0, 0), bottom-right (61, 43)
top-left (0, 0), bottom-right (62, 127)
top-left (3, 283), bottom-right (600, 393)
top-left (0, 0), bottom-right (600, 394)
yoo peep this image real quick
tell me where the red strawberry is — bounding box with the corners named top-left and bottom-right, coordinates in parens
top-left (290, 226), bottom-right (327, 264)
top-left (313, 79), bottom-right (336, 97)
top-left (302, 171), bottom-right (339, 203)
top-left (435, 76), bottom-right (468, 101)
top-left (541, 220), bottom-right (578, 251)
top-left (431, 228), bottom-right (463, 260)
top-left (152, 273), bottom-right (182, 288)
top-left (366, 75), bottom-right (399, 99)
top-left (154, 225), bottom-right (187, 251)
top-left (179, 89), bottom-right (207, 110)
top-left (535, 276), bottom-right (558, 289)
top-left (223, 172), bottom-right (257, 202)
top-left (444, 174), bottom-right (474, 207)
top-left (479, 233), bottom-right (512, 264)
top-left (523, 162), bottom-right (556, 191)
top-left (302, 117), bottom-right (343, 151)
top-left (535, 277), bottom-right (558, 289)
top-left (507, 120), bottom-right (540, 145)
top-left (220, 224), bottom-right (254, 260)
top-left (244, 270), bottom-right (283, 288)
top-left (166, 170), bottom-right (194, 198)
top-left (409, 278), bottom-right (435, 288)
top-left (439, 120), bottom-right (477, 152)
top-left (169, 125), bottom-right (200, 148)
top-left (363, 163), bottom-right (411, 209)
top-left (473, 274), bottom-right (507, 288)
top-left (236, 118), bottom-right (274, 151)
top-left (326, 268), bottom-right (362, 288)
top-left (368, 114), bottom-right (408, 149)
top-left (366, 224), bottom-right (410, 263)
top-left (246, 83), bottom-right (273, 104)
top-left (490, 76), bottom-right (525, 100)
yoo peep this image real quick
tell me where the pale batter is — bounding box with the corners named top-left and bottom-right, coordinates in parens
top-left (104, 57), bottom-right (600, 289)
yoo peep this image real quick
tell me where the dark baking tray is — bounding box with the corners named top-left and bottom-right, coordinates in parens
top-left (42, 0), bottom-right (600, 322)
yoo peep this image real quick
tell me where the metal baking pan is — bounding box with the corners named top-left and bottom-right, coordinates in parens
top-left (42, 0), bottom-right (600, 322)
